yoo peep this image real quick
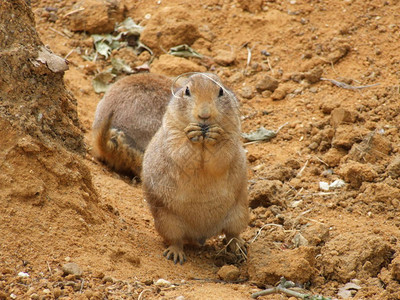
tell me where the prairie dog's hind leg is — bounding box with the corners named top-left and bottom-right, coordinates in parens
top-left (153, 209), bottom-right (187, 264)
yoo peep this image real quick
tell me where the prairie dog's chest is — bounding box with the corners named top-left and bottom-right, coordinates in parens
top-left (171, 174), bottom-right (234, 215)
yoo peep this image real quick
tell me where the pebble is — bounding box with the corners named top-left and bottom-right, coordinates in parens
top-left (217, 265), bottom-right (240, 282)
top-left (61, 262), bottom-right (83, 277)
top-left (256, 75), bottom-right (279, 92)
top-left (271, 88), bottom-right (286, 100)
top-left (155, 278), bottom-right (172, 288)
top-left (18, 271), bottom-right (30, 277)
top-left (102, 276), bottom-right (114, 284)
top-left (176, 296), bottom-right (185, 300)
top-left (240, 86), bottom-right (253, 99)
top-left (10, 294), bottom-right (17, 300)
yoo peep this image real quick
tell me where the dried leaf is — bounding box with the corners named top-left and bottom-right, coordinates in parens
top-left (111, 58), bottom-right (133, 74)
top-left (242, 127), bottom-right (277, 142)
top-left (36, 46), bottom-right (69, 73)
top-left (169, 44), bottom-right (203, 58)
top-left (92, 70), bottom-right (115, 93)
top-left (116, 17), bottom-right (143, 36)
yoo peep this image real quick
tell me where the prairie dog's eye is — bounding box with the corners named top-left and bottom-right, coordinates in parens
top-left (218, 87), bottom-right (224, 97)
top-left (185, 86), bottom-right (191, 97)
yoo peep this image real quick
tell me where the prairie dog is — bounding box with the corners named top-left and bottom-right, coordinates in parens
top-left (142, 73), bottom-right (249, 264)
top-left (92, 73), bottom-right (172, 177)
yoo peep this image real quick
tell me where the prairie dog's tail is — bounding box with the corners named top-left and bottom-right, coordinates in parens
top-left (92, 113), bottom-right (143, 177)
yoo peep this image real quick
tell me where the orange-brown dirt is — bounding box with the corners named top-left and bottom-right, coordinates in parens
top-left (1, 0), bottom-right (400, 299)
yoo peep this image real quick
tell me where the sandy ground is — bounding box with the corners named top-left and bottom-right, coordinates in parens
top-left (1, 0), bottom-right (400, 299)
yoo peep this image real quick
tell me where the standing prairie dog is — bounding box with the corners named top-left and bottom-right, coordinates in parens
top-left (92, 73), bottom-right (172, 177)
top-left (142, 73), bottom-right (249, 264)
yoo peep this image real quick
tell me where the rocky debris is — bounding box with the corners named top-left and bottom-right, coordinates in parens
top-left (387, 156), bottom-right (400, 179)
top-left (155, 278), bottom-right (172, 288)
top-left (213, 49), bottom-right (236, 66)
top-left (332, 125), bottom-right (367, 150)
top-left (217, 265), bottom-right (240, 282)
top-left (319, 233), bottom-right (394, 282)
top-left (348, 132), bottom-right (392, 163)
top-left (240, 86), bottom-right (254, 99)
top-left (62, 263), bottom-right (83, 277)
top-left (339, 162), bottom-right (378, 188)
top-left (140, 7), bottom-right (201, 55)
top-left (330, 108), bottom-right (359, 128)
top-left (300, 223), bottom-right (330, 247)
top-left (67, 0), bottom-right (126, 34)
top-left (290, 67), bottom-right (323, 84)
top-left (248, 244), bottom-right (318, 286)
top-left (256, 74), bottom-right (279, 92)
top-left (320, 101), bottom-right (340, 115)
top-left (248, 180), bottom-right (284, 208)
top-left (337, 282), bottom-right (362, 299)
top-left (325, 44), bottom-right (351, 64)
top-left (389, 255), bottom-right (400, 281)
top-left (271, 88), bottom-right (287, 101)
top-left (357, 182), bottom-right (400, 208)
top-left (322, 147), bottom-right (347, 167)
top-left (237, 0), bottom-right (263, 13)
top-left (151, 54), bottom-right (206, 76)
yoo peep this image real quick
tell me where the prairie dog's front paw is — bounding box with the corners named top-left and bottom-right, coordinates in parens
top-left (184, 123), bottom-right (204, 143)
top-left (204, 125), bottom-right (224, 145)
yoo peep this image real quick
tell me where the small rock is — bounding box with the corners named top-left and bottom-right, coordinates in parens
top-left (271, 88), bottom-right (286, 100)
top-left (387, 156), bottom-right (400, 179)
top-left (144, 279), bottom-right (153, 285)
top-left (322, 147), bottom-right (347, 167)
top-left (256, 74), bottom-right (279, 92)
top-left (102, 276), bottom-right (114, 283)
top-left (18, 271), bottom-right (29, 277)
top-left (67, 0), bottom-right (126, 34)
top-left (53, 288), bottom-right (63, 298)
top-left (292, 233), bottom-right (309, 247)
top-left (30, 294), bottom-right (39, 300)
top-left (61, 262), bottom-right (83, 277)
top-left (217, 265), bottom-right (240, 282)
top-left (303, 67), bottom-right (323, 83)
top-left (330, 179), bottom-right (345, 189)
top-left (214, 49), bottom-right (236, 66)
top-left (140, 6), bottom-right (201, 55)
top-left (237, 0), bottom-right (263, 12)
top-left (240, 86), bottom-right (253, 99)
top-left (176, 296), bottom-right (185, 300)
top-left (308, 142), bottom-right (319, 150)
top-left (339, 162), bottom-right (378, 188)
top-left (330, 107), bottom-right (358, 127)
top-left (320, 101), bottom-right (339, 114)
top-left (155, 278), bottom-right (172, 288)
top-left (390, 255), bottom-right (400, 281)
top-left (319, 181), bottom-right (330, 191)
top-left (10, 294), bottom-right (16, 300)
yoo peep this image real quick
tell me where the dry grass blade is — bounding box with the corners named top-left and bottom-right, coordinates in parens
top-left (321, 77), bottom-right (380, 90)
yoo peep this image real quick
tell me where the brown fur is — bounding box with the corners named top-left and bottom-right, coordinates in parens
top-left (142, 73), bottom-right (249, 264)
top-left (92, 73), bottom-right (172, 177)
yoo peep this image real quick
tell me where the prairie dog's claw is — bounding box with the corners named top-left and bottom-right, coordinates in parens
top-left (163, 245), bottom-right (186, 265)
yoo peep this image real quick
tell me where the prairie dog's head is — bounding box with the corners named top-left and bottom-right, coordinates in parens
top-left (168, 73), bottom-right (241, 132)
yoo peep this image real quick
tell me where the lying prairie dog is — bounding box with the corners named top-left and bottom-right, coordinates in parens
top-left (92, 73), bottom-right (172, 177)
top-left (142, 73), bottom-right (249, 264)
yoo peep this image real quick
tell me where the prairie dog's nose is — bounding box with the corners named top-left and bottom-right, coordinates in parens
top-left (198, 107), bottom-right (211, 120)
